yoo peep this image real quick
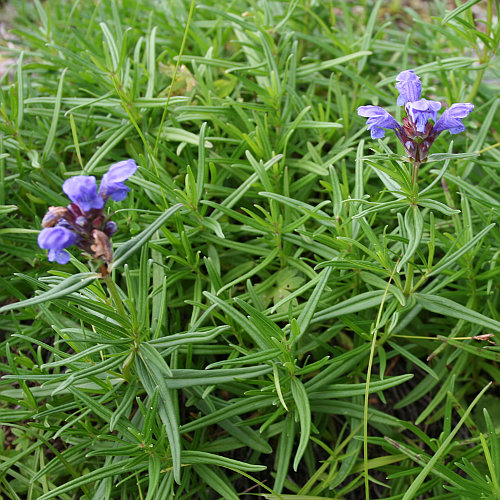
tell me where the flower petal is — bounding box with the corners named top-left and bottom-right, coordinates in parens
top-left (102, 159), bottom-right (138, 183)
top-left (395, 70), bottom-right (422, 105)
top-left (38, 227), bottom-right (76, 264)
top-left (357, 105), bottom-right (400, 139)
top-left (99, 159), bottom-right (137, 201)
top-left (406, 98), bottom-right (441, 133)
top-left (63, 176), bottom-right (104, 212)
top-left (50, 249), bottom-right (71, 264)
top-left (433, 103), bottom-right (474, 135)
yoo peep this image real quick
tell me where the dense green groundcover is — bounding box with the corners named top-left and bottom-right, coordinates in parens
top-left (0, 0), bottom-right (499, 498)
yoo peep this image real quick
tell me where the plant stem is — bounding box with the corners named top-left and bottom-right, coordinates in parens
top-left (404, 263), bottom-right (414, 295)
top-left (104, 274), bottom-right (126, 318)
top-left (466, 67), bottom-right (486, 102)
top-left (364, 263), bottom-right (397, 499)
top-left (411, 160), bottom-right (421, 196)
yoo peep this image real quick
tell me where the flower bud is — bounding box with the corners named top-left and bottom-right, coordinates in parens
top-left (41, 206), bottom-right (70, 228)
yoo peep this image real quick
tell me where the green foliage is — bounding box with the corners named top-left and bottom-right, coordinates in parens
top-left (0, 0), bottom-right (499, 498)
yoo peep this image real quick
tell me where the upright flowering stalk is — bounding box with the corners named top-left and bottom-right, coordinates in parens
top-left (357, 70), bottom-right (474, 187)
top-left (38, 159), bottom-right (137, 271)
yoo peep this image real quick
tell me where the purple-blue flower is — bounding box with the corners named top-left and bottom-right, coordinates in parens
top-left (406, 99), bottom-right (441, 133)
top-left (395, 70), bottom-right (422, 106)
top-left (433, 103), bottom-right (474, 134)
top-left (38, 227), bottom-right (77, 264)
top-left (63, 176), bottom-right (104, 213)
top-left (38, 158), bottom-right (138, 266)
top-left (357, 69), bottom-right (474, 161)
top-left (357, 105), bottom-right (401, 139)
top-left (99, 159), bottom-right (137, 202)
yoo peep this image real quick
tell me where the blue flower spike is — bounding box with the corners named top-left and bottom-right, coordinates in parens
top-left (357, 69), bottom-right (474, 162)
top-left (38, 159), bottom-right (137, 266)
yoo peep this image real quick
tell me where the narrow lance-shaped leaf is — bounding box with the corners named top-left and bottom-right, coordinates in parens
top-left (309, 374), bottom-right (414, 398)
top-left (415, 293), bottom-right (500, 333)
top-left (311, 291), bottom-right (387, 324)
top-left (274, 412), bottom-right (296, 493)
top-left (295, 267), bottom-right (332, 343)
top-left (163, 366), bottom-right (272, 389)
top-left (181, 450), bottom-right (266, 471)
top-left (204, 292), bottom-right (274, 350)
top-left (194, 464), bottom-right (238, 500)
top-left (398, 205), bottom-right (423, 272)
top-left (401, 382), bottom-right (492, 500)
top-left (135, 348), bottom-right (181, 483)
top-left (111, 203), bottom-right (183, 269)
top-left (35, 459), bottom-right (142, 500)
top-left (428, 223), bottom-right (495, 276)
top-left (291, 377), bottom-right (311, 471)
top-left (0, 272), bottom-right (98, 313)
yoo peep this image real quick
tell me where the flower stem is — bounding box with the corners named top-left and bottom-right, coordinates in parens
top-left (364, 263), bottom-right (398, 499)
top-left (404, 262), bottom-right (414, 295)
top-left (104, 273), bottom-right (127, 318)
top-left (466, 67), bottom-right (486, 102)
top-left (467, 1), bottom-right (492, 102)
top-left (412, 161), bottom-right (420, 185)
top-left (411, 160), bottom-right (421, 202)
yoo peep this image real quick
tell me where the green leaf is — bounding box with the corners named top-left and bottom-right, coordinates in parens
top-left (194, 464), bottom-right (238, 500)
top-left (164, 365), bottom-right (272, 389)
top-left (437, 336), bottom-right (500, 362)
top-left (136, 347), bottom-right (181, 483)
top-left (205, 348), bottom-right (282, 369)
top-left (441, 0), bottom-right (483, 24)
top-left (295, 267), bottom-right (332, 342)
top-left (415, 294), bottom-right (500, 333)
top-left (0, 272), bottom-right (98, 313)
top-left (204, 292), bottom-right (275, 350)
top-left (147, 326), bottom-right (229, 348)
top-left (235, 298), bottom-right (285, 342)
top-left (291, 377), bottom-right (311, 471)
top-left (180, 395), bottom-right (274, 433)
top-left (401, 382), bottom-right (492, 500)
top-left (296, 51), bottom-right (372, 77)
top-left (306, 344), bottom-right (371, 392)
top-left (388, 342), bottom-right (439, 381)
top-left (158, 126), bottom-right (213, 148)
top-left (146, 454), bottom-right (161, 500)
top-left (42, 67), bottom-right (67, 163)
top-left (0, 205), bottom-right (17, 215)
top-left (311, 291), bottom-right (387, 324)
top-left (35, 459), bottom-right (142, 500)
top-left (217, 247), bottom-right (279, 295)
top-left (418, 198), bottom-right (460, 216)
top-left (398, 205), bottom-right (423, 272)
top-left (425, 152), bottom-right (478, 162)
top-left (273, 412), bottom-right (295, 493)
top-left (310, 374), bottom-right (414, 398)
top-left (428, 223), bottom-right (495, 276)
top-left (111, 204), bottom-right (183, 269)
top-left (182, 450), bottom-right (266, 471)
